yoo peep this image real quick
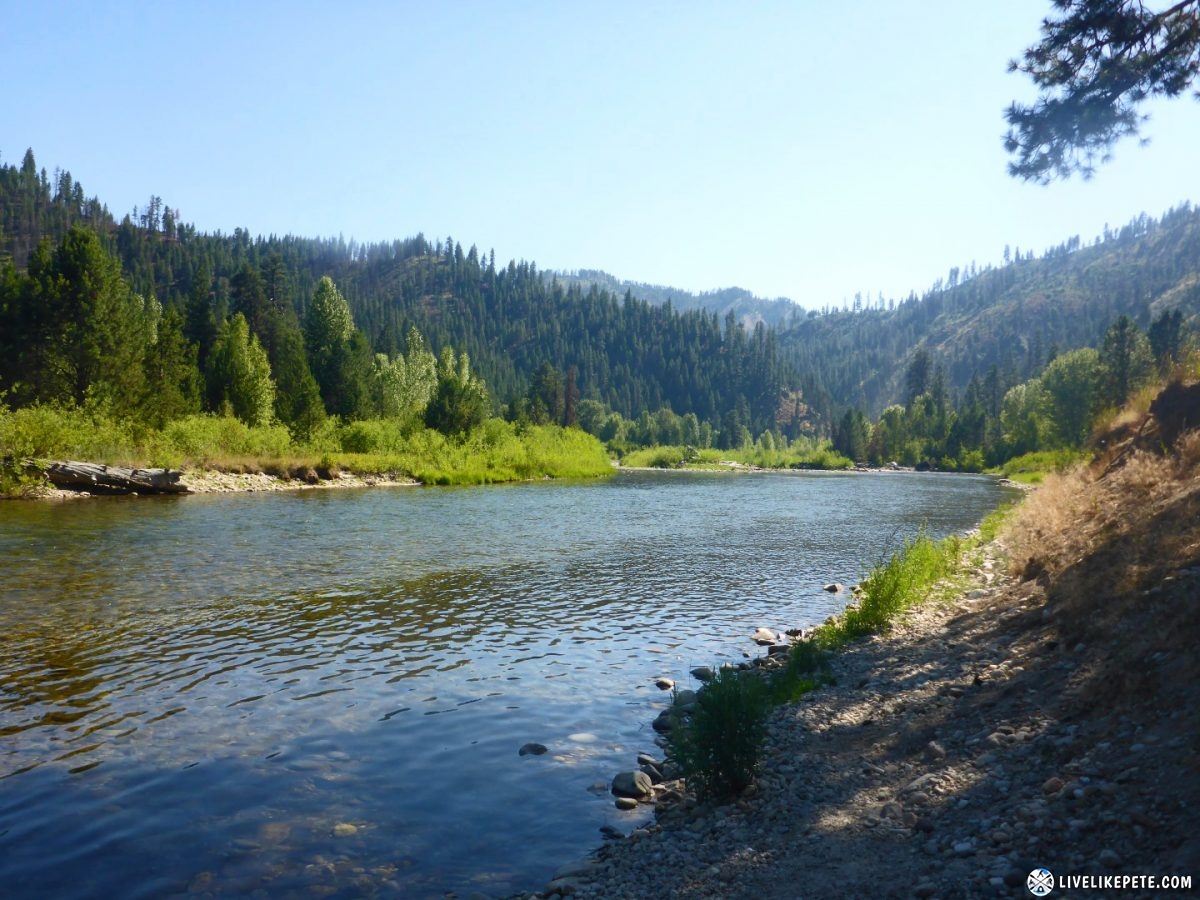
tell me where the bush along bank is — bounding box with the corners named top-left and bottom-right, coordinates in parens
top-left (535, 519), bottom-right (1002, 897)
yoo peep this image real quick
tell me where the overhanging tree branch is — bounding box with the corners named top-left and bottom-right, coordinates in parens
top-left (1006, 0), bottom-right (1200, 182)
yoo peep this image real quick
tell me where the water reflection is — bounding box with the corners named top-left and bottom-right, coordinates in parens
top-left (0, 470), bottom-right (1015, 897)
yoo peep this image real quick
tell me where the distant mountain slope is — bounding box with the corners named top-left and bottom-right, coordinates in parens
top-left (781, 205), bottom-right (1200, 415)
top-left (547, 269), bottom-right (803, 330)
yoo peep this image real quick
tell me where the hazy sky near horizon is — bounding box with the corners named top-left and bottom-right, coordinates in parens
top-left (2, 1), bottom-right (1198, 309)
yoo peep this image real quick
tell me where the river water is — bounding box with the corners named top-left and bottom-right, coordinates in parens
top-left (0, 469), bottom-right (1014, 898)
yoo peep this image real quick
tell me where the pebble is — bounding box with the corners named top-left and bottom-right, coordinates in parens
top-left (1042, 776), bottom-right (1064, 795)
top-left (559, 529), bottom-right (1188, 900)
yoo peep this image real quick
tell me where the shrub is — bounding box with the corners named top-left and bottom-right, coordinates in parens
top-left (771, 639), bottom-right (833, 703)
top-left (667, 666), bottom-right (770, 800)
top-left (826, 529), bottom-right (958, 643)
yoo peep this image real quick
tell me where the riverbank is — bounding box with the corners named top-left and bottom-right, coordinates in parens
top-left (17, 465), bottom-right (420, 499)
top-left (533, 418), bottom-right (1200, 898)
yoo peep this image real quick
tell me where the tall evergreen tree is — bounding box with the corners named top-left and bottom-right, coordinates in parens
top-left (1099, 314), bottom-right (1154, 407)
top-left (425, 347), bottom-right (491, 435)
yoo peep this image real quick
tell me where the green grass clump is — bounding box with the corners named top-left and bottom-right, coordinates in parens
top-left (991, 448), bottom-right (1086, 483)
top-left (620, 441), bottom-right (853, 471)
top-left (1, 399), bottom-right (613, 495)
top-left (828, 530), bottom-right (959, 642)
top-left (667, 666), bottom-right (771, 800)
top-left (771, 638), bottom-right (833, 703)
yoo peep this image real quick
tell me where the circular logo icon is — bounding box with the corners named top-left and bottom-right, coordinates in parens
top-left (1027, 867), bottom-right (1054, 896)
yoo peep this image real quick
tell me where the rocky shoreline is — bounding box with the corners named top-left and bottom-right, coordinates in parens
top-left (524, 531), bottom-right (1198, 899)
top-left (25, 466), bottom-right (419, 499)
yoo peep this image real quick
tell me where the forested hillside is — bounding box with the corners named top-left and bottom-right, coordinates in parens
top-left (779, 206), bottom-right (1200, 417)
top-left (2, 147), bottom-right (1197, 462)
top-left (546, 269), bottom-right (801, 331)
top-left (0, 149), bottom-right (802, 446)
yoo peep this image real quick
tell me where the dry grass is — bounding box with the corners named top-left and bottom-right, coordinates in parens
top-left (1001, 387), bottom-right (1200, 716)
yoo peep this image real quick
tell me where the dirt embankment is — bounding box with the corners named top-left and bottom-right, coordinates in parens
top-left (537, 382), bottom-right (1200, 900)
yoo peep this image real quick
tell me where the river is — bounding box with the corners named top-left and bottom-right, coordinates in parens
top-left (0, 469), bottom-right (1014, 898)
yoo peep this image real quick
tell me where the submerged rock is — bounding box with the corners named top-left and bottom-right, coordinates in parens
top-left (612, 770), bottom-right (654, 799)
top-left (519, 742), bottom-right (548, 756)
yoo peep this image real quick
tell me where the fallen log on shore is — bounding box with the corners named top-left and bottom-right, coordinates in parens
top-left (43, 460), bottom-right (191, 495)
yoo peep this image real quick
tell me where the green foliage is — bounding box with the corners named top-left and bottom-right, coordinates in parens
top-left (4, 147), bottom-right (1199, 473)
top-left (771, 639), bottom-right (832, 703)
top-left (162, 414), bottom-right (292, 462)
top-left (1041, 348), bottom-right (1103, 447)
top-left (1099, 314), bottom-right (1155, 408)
top-left (1005, 0), bottom-right (1200, 182)
top-left (994, 448), bottom-right (1087, 483)
top-left (372, 327), bottom-right (437, 424)
top-left (667, 666), bottom-right (771, 800)
top-left (1000, 379), bottom-right (1050, 457)
top-left (330, 421), bottom-right (612, 485)
top-left (425, 347), bottom-right (491, 435)
top-left (207, 313), bottom-right (276, 427)
top-left (140, 307), bottom-right (202, 428)
top-left (826, 530), bottom-right (958, 643)
top-left (0, 400), bottom-right (134, 461)
top-left (835, 408), bottom-right (873, 465)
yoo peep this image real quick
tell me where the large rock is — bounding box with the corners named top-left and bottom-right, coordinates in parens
top-left (823, 582), bottom-right (844, 593)
top-left (651, 709), bottom-right (676, 733)
top-left (752, 627), bottom-right (778, 646)
top-left (690, 666), bottom-right (715, 683)
top-left (672, 689), bottom-right (697, 710)
top-left (611, 770), bottom-right (654, 799)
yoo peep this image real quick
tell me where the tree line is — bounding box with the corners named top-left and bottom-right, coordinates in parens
top-left (831, 312), bottom-right (1188, 469)
top-left (0, 149), bottom-right (807, 448)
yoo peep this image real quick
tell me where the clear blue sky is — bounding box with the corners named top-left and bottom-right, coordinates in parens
top-left (2, 1), bottom-right (1197, 309)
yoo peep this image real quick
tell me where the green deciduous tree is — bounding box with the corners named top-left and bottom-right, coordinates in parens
top-left (305, 275), bottom-right (370, 417)
top-left (208, 313), bottom-right (275, 426)
top-left (1000, 379), bottom-right (1051, 456)
top-left (373, 326), bottom-right (438, 425)
top-left (1041, 347), bottom-right (1103, 446)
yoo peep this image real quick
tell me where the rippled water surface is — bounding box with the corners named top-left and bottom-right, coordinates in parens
top-left (0, 470), bottom-right (1014, 898)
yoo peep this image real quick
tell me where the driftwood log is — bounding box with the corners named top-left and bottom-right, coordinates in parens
top-left (43, 460), bottom-right (191, 495)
